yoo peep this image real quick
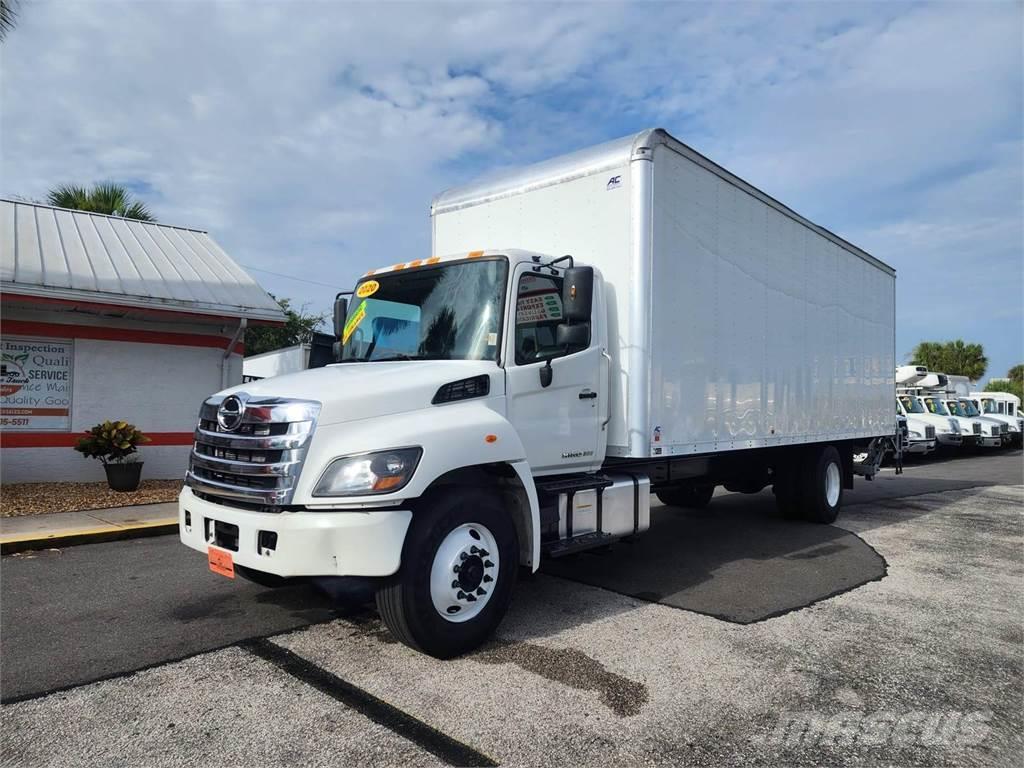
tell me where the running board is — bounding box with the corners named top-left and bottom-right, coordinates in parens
top-left (542, 532), bottom-right (616, 558)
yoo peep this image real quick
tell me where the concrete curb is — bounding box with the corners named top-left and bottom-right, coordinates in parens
top-left (1, 519), bottom-right (179, 555)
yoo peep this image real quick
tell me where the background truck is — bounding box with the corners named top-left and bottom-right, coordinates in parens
top-left (180, 128), bottom-right (898, 657)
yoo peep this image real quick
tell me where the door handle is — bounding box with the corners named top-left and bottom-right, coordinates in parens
top-left (578, 391), bottom-right (598, 400)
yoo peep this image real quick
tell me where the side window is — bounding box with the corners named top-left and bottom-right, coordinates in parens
top-left (513, 273), bottom-right (590, 364)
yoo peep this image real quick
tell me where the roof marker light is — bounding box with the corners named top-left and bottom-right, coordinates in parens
top-left (468, 250), bottom-right (484, 259)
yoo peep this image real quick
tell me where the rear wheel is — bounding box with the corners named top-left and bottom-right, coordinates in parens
top-left (798, 445), bottom-right (843, 524)
top-left (656, 484), bottom-right (715, 509)
top-left (376, 488), bottom-right (518, 658)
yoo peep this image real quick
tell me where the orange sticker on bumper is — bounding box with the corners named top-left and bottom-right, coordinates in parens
top-left (208, 547), bottom-right (235, 579)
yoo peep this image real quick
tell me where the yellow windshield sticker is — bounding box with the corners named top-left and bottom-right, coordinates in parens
top-left (356, 280), bottom-right (380, 298)
top-left (342, 300), bottom-right (367, 345)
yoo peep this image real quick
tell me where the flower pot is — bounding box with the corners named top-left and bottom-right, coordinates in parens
top-left (104, 462), bottom-right (144, 492)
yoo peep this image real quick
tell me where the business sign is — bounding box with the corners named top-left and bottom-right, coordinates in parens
top-left (1, 337), bottom-right (74, 431)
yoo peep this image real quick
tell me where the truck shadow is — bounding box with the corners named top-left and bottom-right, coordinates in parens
top-left (535, 473), bottom-right (998, 626)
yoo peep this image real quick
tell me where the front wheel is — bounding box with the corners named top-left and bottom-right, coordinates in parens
top-left (376, 488), bottom-right (518, 658)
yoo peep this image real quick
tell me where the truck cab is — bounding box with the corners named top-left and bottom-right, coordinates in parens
top-left (898, 392), bottom-right (962, 447)
top-left (921, 393), bottom-right (980, 446)
top-left (953, 398), bottom-right (1004, 448)
top-left (970, 393), bottom-right (1022, 445)
top-left (895, 397), bottom-right (937, 455)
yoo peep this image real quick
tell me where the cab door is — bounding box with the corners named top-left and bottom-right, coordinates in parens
top-left (504, 264), bottom-right (604, 475)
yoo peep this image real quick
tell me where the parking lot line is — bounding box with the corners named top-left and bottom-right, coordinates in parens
top-left (243, 638), bottom-right (498, 767)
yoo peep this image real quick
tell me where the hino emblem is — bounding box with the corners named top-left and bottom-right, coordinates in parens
top-left (217, 395), bottom-right (245, 432)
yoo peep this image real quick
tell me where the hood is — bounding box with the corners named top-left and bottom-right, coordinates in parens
top-left (223, 359), bottom-right (502, 426)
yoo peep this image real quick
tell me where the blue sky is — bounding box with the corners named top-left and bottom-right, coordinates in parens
top-left (2, 1), bottom-right (1021, 382)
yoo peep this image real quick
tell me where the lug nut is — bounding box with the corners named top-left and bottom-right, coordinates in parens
top-left (470, 546), bottom-right (479, 554)
top-left (479, 549), bottom-right (489, 557)
top-left (483, 575), bottom-right (493, 583)
top-left (457, 590), bottom-right (466, 600)
top-left (452, 580), bottom-right (460, 588)
top-left (484, 560), bottom-right (494, 568)
top-left (465, 594), bottom-right (477, 602)
top-left (476, 588), bottom-right (486, 596)
top-left (453, 564), bottom-right (460, 573)
top-left (459, 552), bottom-right (468, 561)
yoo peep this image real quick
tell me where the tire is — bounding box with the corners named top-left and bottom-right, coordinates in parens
top-left (656, 484), bottom-right (715, 509)
top-left (773, 460), bottom-right (802, 519)
top-left (375, 488), bottom-right (518, 658)
top-left (798, 445), bottom-right (843, 524)
top-left (235, 564), bottom-right (303, 589)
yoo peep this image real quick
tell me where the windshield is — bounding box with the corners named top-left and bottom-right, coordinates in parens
top-left (923, 397), bottom-right (949, 416)
top-left (899, 395), bottom-right (926, 414)
top-left (961, 400), bottom-right (981, 417)
top-left (946, 400), bottom-right (967, 417)
top-left (340, 259), bottom-right (508, 363)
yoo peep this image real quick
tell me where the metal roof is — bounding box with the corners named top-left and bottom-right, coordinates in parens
top-left (0, 198), bottom-right (286, 322)
top-left (432, 127), bottom-right (894, 277)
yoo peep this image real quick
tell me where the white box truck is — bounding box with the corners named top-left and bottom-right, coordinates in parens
top-left (179, 128), bottom-right (899, 657)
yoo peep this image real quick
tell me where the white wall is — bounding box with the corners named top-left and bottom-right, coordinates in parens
top-left (2, 306), bottom-right (243, 484)
top-left (2, 444), bottom-right (191, 484)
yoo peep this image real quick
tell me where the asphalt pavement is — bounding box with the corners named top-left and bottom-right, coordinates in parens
top-left (2, 449), bottom-right (1021, 766)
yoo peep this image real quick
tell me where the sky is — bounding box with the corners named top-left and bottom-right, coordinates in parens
top-left (2, 0), bottom-right (1021, 382)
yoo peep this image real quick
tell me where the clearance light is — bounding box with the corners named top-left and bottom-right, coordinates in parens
top-left (468, 250), bottom-right (484, 259)
top-left (312, 448), bottom-right (422, 497)
top-left (427, 256), bottom-right (441, 264)
top-left (485, 434), bottom-right (498, 443)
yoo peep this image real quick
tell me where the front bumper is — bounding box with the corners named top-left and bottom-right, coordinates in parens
top-left (936, 432), bottom-right (963, 447)
top-left (178, 487), bottom-right (412, 578)
top-left (977, 435), bottom-right (1002, 448)
top-left (905, 439), bottom-right (936, 455)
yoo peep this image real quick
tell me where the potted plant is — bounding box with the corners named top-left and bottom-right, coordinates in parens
top-left (74, 420), bottom-right (151, 492)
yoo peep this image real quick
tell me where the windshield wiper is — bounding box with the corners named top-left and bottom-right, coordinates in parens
top-left (366, 353), bottom-right (436, 362)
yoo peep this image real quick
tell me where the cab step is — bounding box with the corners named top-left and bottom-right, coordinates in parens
top-left (542, 531), bottom-right (615, 558)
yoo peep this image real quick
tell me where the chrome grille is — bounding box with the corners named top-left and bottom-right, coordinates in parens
top-left (989, 425), bottom-right (1001, 437)
top-left (924, 426), bottom-right (936, 439)
top-left (1000, 424), bottom-right (1008, 435)
top-left (972, 423), bottom-right (981, 435)
top-left (185, 394), bottom-right (320, 506)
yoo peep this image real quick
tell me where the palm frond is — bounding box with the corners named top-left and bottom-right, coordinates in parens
top-left (0, 0), bottom-right (20, 42)
top-left (44, 181), bottom-right (157, 222)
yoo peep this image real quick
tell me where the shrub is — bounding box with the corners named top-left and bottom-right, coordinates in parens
top-left (74, 420), bottom-right (150, 465)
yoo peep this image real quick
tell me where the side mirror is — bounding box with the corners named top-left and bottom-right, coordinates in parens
top-left (555, 322), bottom-right (589, 352)
top-left (561, 266), bottom-right (593, 323)
top-left (333, 294), bottom-right (349, 339)
top-left (539, 359), bottom-right (553, 388)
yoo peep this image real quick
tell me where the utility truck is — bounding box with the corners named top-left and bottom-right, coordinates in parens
top-left (969, 391), bottom-right (1022, 445)
top-left (179, 129), bottom-right (899, 657)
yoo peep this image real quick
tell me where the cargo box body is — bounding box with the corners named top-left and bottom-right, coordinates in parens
top-left (432, 128), bottom-right (896, 460)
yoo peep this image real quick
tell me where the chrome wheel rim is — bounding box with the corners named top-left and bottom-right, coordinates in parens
top-left (825, 462), bottom-right (841, 507)
top-left (430, 523), bottom-right (499, 623)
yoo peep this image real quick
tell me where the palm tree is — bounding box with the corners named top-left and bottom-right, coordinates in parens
top-left (47, 182), bottom-right (156, 222)
top-left (911, 339), bottom-right (987, 381)
top-left (0, 0), bottom-right (19, 41)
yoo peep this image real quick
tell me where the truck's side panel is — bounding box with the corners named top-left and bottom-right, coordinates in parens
top-left (432, 163), bottom-right (635, 454)
top-left (649, 145), bottom-right (895, 456)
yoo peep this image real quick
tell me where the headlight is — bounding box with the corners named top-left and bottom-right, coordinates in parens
top-left (312, 448), bottom-right (422, 497)
top-left (909, 430), bottom-right (923, 438)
